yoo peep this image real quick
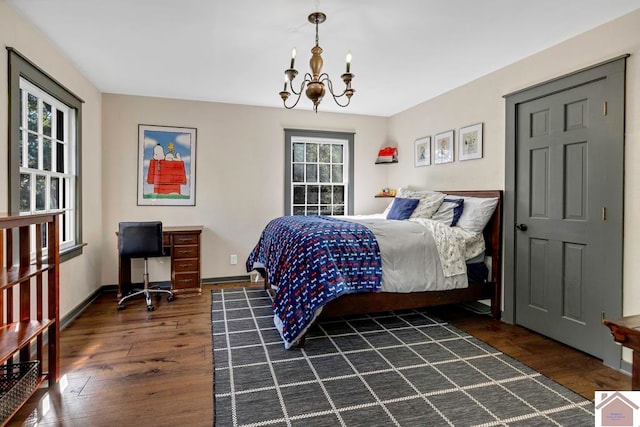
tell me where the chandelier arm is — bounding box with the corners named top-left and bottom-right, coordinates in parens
top-left (283, 88), bottom-right (305, 110)
top-left (323, 77), bottom-right (351, 107)
top-left (329, 79), bottom-right (352, 107)
top-left (289, 74), bottom-right (313, 96)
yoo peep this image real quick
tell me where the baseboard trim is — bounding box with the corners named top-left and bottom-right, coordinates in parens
top-left (60, 286), bottom-right (107, 330)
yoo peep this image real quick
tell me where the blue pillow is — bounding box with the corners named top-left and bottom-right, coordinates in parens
top-left (386, 198), bottom-right (420, 220)
top-left (432, 198), bottom-right (464, 226)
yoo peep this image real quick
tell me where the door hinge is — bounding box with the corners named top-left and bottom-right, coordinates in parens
top-left (603, 101), bottom-right (608, 116)
top-left (602, 207), bottom-right (607, 221)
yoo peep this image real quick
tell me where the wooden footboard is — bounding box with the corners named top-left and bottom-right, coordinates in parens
top-left (320, 280), bottom-right (499, 319)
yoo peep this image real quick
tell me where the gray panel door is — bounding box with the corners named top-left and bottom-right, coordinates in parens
top-left (515, 79), bottom-right (619, 360)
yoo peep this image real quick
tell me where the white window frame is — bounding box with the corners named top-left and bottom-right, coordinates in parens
top-left (290, 136), bottom-right (349, 216)
top-left (19, 78), bottom-right (77, 253)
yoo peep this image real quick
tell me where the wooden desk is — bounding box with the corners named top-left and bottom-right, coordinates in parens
top-left (118, 225), bottom-right (203, 299)
top-left (604, 315), bottom-right (640, 390)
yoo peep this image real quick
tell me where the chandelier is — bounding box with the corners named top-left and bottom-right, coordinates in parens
top-left (279, 12), bottom-right (355, 113)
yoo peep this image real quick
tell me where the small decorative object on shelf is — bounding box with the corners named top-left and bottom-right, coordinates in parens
top-left (375, 146), bottom-right (398, 164)
top-left (375, 188), bottom-right (396, 198)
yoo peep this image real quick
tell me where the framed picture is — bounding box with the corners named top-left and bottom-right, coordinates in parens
top-left (138, 124), bottom-right (197, 206)
top-left (434, 130), bottom-right (454, 164)
top-left (459, 123), bottom-right (483, 161)
top-left (414, 136), bottom-right (431, 167)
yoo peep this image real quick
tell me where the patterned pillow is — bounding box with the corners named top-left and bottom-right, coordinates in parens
top-left (432, 198), bottom-right (464, 226)
top-left (395, 188), bottom-right (445, 219)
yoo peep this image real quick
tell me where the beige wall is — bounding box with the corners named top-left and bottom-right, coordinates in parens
top-left (101, 96), bottom-right (388, 285)
top-left (4, 0), bottom-right (640, 367)
top-left (388, 10), bottom-right (640, 320)
top-left (0, 0), bottom-right (104, 317)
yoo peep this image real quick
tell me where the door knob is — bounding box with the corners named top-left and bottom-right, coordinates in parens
top-left (516, 224), bottom-right (528, 231)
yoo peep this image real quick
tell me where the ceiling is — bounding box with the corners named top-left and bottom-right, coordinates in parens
top-left (6, 0), bottom-right (640, 117)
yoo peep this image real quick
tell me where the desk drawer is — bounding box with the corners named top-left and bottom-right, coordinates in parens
top-left (173, 234), bottom-right (199, 245)
top-left (173, 272), bottom-right (200, 290)
top-left (173, 245), bottom-right (198, 258)
top-left (173, 258), bottom-right (199, 272)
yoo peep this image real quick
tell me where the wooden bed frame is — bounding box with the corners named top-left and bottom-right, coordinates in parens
top-left (260, 190), bottom-right (503, 328)
top-left (319, 190), bottom-right (503, 320)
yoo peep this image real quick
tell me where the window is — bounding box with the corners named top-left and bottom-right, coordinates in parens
top-left (284, 129), bottom-right (354, 216)
top-left (8, 48), bottom-right (83, 261)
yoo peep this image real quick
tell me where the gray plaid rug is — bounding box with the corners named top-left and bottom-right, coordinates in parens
top-left (212, 288), bottom-right (594, 426)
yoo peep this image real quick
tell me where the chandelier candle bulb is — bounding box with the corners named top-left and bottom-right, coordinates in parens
top-left (346, 51), bottom-right (352, 73)
top-left (290, 47), bottom-right (297, 69)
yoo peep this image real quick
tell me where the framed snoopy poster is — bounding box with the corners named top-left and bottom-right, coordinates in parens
top-left (137, 124), bottom-right (197, 206)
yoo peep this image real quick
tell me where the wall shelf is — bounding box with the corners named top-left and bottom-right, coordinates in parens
top-left (374, 160), bottom-right (398, 165)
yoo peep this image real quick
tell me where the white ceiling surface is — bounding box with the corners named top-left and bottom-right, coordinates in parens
top-left (6, 0), bottom-right (640, 117)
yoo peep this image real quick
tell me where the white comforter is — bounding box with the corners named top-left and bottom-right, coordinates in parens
top-left (342, 215), bottom-right (484, 293)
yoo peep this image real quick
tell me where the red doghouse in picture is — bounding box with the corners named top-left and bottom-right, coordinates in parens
top-left (146, 159), bottom-right (187, 195)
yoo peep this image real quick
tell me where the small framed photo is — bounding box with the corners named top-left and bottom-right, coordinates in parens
top-left (138, 124), bottom-right (197, 206)
top-left (459, 123), bottom-right (483, 161)
top-left (434, 130), bottom-right (454, 164)
top-left (414, 136), bottom-right (431, 167)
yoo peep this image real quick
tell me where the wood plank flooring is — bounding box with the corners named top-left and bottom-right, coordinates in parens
top-left (10, 282), bottom-right (631, 426)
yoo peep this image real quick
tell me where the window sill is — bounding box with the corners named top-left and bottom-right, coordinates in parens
top-left (60, 242), bottom-right (87, 263)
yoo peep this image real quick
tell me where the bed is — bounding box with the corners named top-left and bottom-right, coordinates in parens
top-left (247, 190), bottom-right (502, 348)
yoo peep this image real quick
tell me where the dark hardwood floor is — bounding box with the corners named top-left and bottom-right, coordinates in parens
top-left (10, 282), bottom-right (630, 426)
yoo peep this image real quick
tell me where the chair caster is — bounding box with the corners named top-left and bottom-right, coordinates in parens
top-left (147, 305), bottom-right (155, 311)
top-left (167, 294), bottom-right (175, 302)
top-left (117, 303), bottom-right (125, 310)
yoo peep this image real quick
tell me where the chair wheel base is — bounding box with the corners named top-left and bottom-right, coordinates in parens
top-left (116, 303), bottom-right (125, 310)
top-left (167, 294), bottom-right (175, 302)
top-left (147, 305), bottom-right (155, 311)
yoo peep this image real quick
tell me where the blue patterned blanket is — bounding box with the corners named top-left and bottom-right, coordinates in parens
top-left (246, 216), bottom-right (382, 348)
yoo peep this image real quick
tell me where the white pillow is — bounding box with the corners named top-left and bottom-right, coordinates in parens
top-left (432, 198), bottom-right (464, 226)
top-left (453, 196), bottom-right (499, 233)
top-left (395, 188), bottom-right (445, 219)
top-left (382, 199), bottom-right (394, 217)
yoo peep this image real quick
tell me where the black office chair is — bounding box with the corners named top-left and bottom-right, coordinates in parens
top-left (117, 221), bottom-right (174, 311)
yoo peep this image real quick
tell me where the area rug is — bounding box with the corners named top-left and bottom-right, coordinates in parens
top-left (211, 288), bottom-right (594, 426)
